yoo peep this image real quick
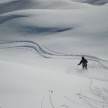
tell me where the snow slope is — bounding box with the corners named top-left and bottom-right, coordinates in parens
top-left (0, 0), bottom-right (108, 108)
top-left (72, 0), bottom-right (108, 5)
top-left (0, 0), bottom-right (93, 14)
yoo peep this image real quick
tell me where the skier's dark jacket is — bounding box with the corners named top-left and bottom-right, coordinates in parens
top-left (78, 57), bottom-right (88, 65)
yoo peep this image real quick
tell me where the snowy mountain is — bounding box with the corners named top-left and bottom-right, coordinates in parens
top-left (0, 0), bottom-right (108, 108)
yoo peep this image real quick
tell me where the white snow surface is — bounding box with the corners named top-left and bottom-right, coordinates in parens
top-left (71, 0), bottom-right (108, 5)
top-left (0, 0), bottom-right (108, 108)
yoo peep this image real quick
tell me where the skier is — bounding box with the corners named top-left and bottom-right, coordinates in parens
top-left (78, 56), bottom-right (88, 70)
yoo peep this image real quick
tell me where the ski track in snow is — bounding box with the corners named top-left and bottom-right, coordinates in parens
top-left (65, 79), bottom-right (108, 108)
top-left (0, 40), bottom-right (108, 108)
top-left (41, 81), bottom-right (108, 108)
top-left (0, 40), bottom-right (108, 81)
top-left (0, 40), bottom-right (108, 65)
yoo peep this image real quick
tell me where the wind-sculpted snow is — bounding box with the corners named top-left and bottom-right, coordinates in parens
top-left (0, 1), bottom-right (108, 108)
top-left (20, 26), bottom-right (72, 34)
top-left (72, 0), bottom-right (108, 5)
top-left (0, 40), bottom-right (108, 69)
top-left (0, 0), bottom-right (33, 15)
top-left (0, 0), bottom-right (93, 15)
top-left (0, 14), bottom-right (27, 24)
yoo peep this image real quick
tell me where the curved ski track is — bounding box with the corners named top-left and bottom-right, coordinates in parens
top-left (0, 40), bottom-right (108, 70)
top-left (0, 40), bottom-right (108, 108)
